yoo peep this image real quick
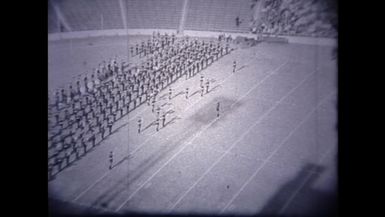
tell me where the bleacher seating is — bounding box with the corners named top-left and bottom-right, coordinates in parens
top-left (254, 0), bottom-right (337, 38)
top-left (125, 0), bottom-right (183, 29)
top-left (48, 0), bottom-right (337, 39)
top-left (48, 2), bottom-right (59, 33)
top-left (184, 0), bottom-right (252, 32)
top-left (56, 0), bottom-right (123, 31)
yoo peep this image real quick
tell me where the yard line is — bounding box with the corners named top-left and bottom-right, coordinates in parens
top-left (72, 55), bottom-right (287, 207)
top-left (73, 172), bottom-right (110, 202)
top-left (184, 60), bottom-right (288, 113)
top-left (116, 60), bottom-right (294, 213)
top-left (278, 172), bottom-right (314, 213)
top-left (230, 60), bottom-right (289, 108)
top-left (169, 68), bottom-right (316, 212)
top-left (115, 116), bottom-right (221, 212)
top-left (71, 130), bottom-right (157, 202)
top-left (71, 79), bottom-right (210, 202)
top-left (50, 196), bottom-right (113, 213)
top-left (220, 90), bottom-right (336, 213)
top-left (278, 120), bottom-right (337, 214)
top-left (199, 145), bottom-right (258, 162)
top-left (72, 75), bottom-right (222, 203)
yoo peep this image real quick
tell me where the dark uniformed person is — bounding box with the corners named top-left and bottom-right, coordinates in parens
top-left (101, 126), bottom-right (106, 139)
top-left (216, 101), bottom-right (220, 117)
top-left (71, 133), bottom-right (77, 150)
top-left (76, 80), bottom-right (81, 94)
top-left (155, 117), bottom-right (160, 132)
top-left (75, 146), bottom-right (81, 159)
top-left (136, 44), bottom-right (139, 55)
top-left (151, 99), bottom-right (156, 113)
top-left (48, 164), bottom-right (54, 180)
top-left (54, 90), bottom-right (60, 107)
top-left (56, 155), bottom-right (63, 171)
top-left (146, 93), bottom-right (151, 106)
top-left (109, 151), bottom-right (113, 170)
top-left (153, 88), bottom-right (159, 102)
top-left (233, 60), bottom-right (237, 73)
top-left (185, 68), bottom-right (189, 80)
top-left (169, 87), bottom-right (172, 100)
top-left (156, 106), bottom-right (161, 119)
top-left (65, 149), bottom-right (71, 166)
top-left (82, 138), bottom-right (87, 155)
top-left (137, 118), bottom-right (142, 134)
top-left (185, 87), bottom-right (189, 99)
top-left (205, 79), bottom-right (210, 94)
top-left (90, 131), bottom-right (96, 147)
top-left (83, 76), bottom-right (88, 90)
top-left (69, 85), bottom-right (75, 101)
top-left (118, 107), bottom-right (123, 118)
top-left (161, 112), bottom-right (166, 128)
top-left (54, 114), bottom-right (60, 126)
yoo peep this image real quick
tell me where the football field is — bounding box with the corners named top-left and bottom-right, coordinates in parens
top-left (48, 35), bottom-right (337, 216)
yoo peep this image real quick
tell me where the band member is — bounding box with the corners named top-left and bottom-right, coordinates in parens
top-left (205, 79), bottom-right (210, 94)
top-left (216, 101), bottom-right (220, 117)
top-left (233, 60), bottom-right (237, 73)
top-left (185, 87), bottom-right (189, 99)
top-left (169, 87), bottom-right (172, 100)
top-left (109, 151), bottom-right (113, 170)
top-left (161, 112), bottom-right (166, 128)
top-left (138, 118), bottom-right (142, 134)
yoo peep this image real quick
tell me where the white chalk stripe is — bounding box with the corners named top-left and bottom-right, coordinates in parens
top-left (169, 68), bottom-right (316, 212)
top-left (220, 90), bottom-right (336, 213)
top-left (115, 116), bottom-right (220, 212)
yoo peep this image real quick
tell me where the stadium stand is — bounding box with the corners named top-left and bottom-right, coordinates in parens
top-left (48, 1), bottom-right (337, 215)
top-left (48, 2), bottom-right (60, 33)
top-left (253, 0), bottom-right (337, 37)
top-left (56, 0), bottom-right (124, 31)
top-left (48, 0), bottom-right (336, 38)
top-left (184, 0), bottom-right (252, 32)
top-left (125, 0), bottom-right (183, 29)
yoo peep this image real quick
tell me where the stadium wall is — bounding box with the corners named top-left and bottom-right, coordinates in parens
top-left (48, 29), bottom-right (336, 46)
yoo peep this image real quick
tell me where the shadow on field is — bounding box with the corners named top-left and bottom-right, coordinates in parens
top-left (49, 160), bottom-right (337, 217)
top-left (256, 163), bottom-right (337, 217)
top-left (74, 121), bottom-right (205, 212)
top-left (189, 97), bottom-right (243, 127)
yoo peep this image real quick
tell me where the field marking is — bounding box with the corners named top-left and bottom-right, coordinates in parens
top-left (73, 172), bottom-right (110, 202)
top-left (198, 145), bottom-right (258, 162)
top-left (70, 74), bottom-right (217, 202)
top-left (72, 129), bottom-right (157, 202)
top-left (184, 59), bottom-right (287, 114)
top-left (230, 60), bottom-right (289, 108)
top-left (278, 122), bottom-right (337, 214)
top-left (113, 59), bottom-right (290, 212)
top-left (71, 66), bottom-right (232, 203)
top-left (115, 116), bottom-right (221, 212)
top-left (166, 56), bottom-right (238, 113)
top-left (50, 196), bottom-right (114, 214)
top-left (70, 52), bottom-right (286, 207)
top-left (220, 90), bottom-right (336, 213)
top-left (279, 172), bottom-right (313, 212)
top-left (169, 68), bottom-right (316, 212)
